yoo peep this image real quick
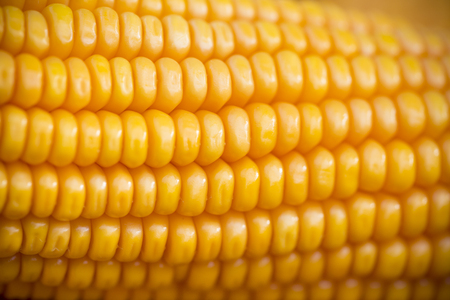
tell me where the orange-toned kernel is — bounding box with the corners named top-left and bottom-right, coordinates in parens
top-left (296, 103), bottom-right (322, 153)
top-left (429, 233), bottom-right (450, 278)
top-left (79, 164), bottom-right (107, 219)
top-left (326, 55), bottom-right (352, 100)
top-left (245, 103), bottom-right (277, 159)
top-left (332, 144), bottom-right (359, 199)
top-left (361, 280), bottom-right (384, 300)
top-left (270, 204), bottom-right (298, 255)
top-left (246, 256), bottom-right (273, 289)
top-left (116, 12), bottom-right (142, 61)
top-left (412, 279), bottom-right (436, 300)
top-left (68, 0), bottom-right (97, 11)
top-left (400, 187), bottom-right (429, 238)
top-left (423, 57), bottom-right (447, 90)
top-left (301, 55), bottom-right (328, 103)
top-left (115, 215), bottom-right (143, 262)
top-left (350, 55), bottom-right (377, 98)
top-left (345, 98), bottom-right (372, 146)
top-left (284, 284), bottom-right (307, 300)
top-left (0, 254), bottom-right (20, 283)
top-left (177, 58), bottom-right (207, 112)
top-left (102, 57), bottom-right (133, 114)
top-left (219, 210), bottom-right (247, 261)
top-left (245, 208), bottom-right (271, 258)
top-left (248, 52), bottom-right (278, 104)
top-left (165, 214), bottom-right (197, 265)
top-left (93, 259), bottom-right (120, 289)
top-left (65, 257), bottom-right (95, 289)
top-left (355, 32), bottom-right (376, 56)
top-left (279, 23), bottom-right (307, 55)
top-left (325, 244), bottom-right (352, 280)
top-left (226, 55), bottom-right (254, 107)
top-left (4, 281), bottom-right (32, 299)
top-left (335, 278), bottom-right (363, 300)
top-left (373, 193), bottom-right (401, 241)
top-left (384, 280), bottom-right (411, 300)
top-left (273, 50), bottom-right (303, 104)
top-left (20, 255), bottom-right (44, 283)
top-left (358, 139), bottom-right (386, 192)
top-left (170, 110), bottom-right (201, 167)
top-left (140, 214), bottom-right (169, 262)
top-left (128, 165), bottom-right (156, 218)
top-left (413, 137), bottom-right (441, 187)
top-left (39, 217), bottom-right (70, 259)
top-left (218, 106), bottom-right (250, 163)
top-left (404, 236), bottom-right (432, 279)
top-left (104, 164), bottom-right (133, 218)
top-left (373, 237), bottom-right (408, 280)
top-left (297, 201), bottom-right (324, 252)
top-left (30, 163), bottom-right (58, 218)
top-left (88, 215), bottom-right (120, 261)
top-left (52, 165), bottom-right (85, 222)
top-left (227, 157), bottom-right (259, 212)
top-left (0, 51), bottom-right (15, 105)
top-left (119, 111), bottom-right (148, 168)
top-left (298, 250), bottom-right (325, 283)
top-left (272, 103), bottom-right (300, 156)
top-left (207, 0), bottom-right (233, 21)
top-left (219, 258), bottom-right (247, 289)
top-left (48, 109), bottom-right (78, 167)
top-left (277, 0), bottom-right (302, 24)
top-left (305, 26), bottom-right (331, 56)
top-left (395, 23), bottom-right (424, 56)
top-left (398, 55), bottom-right (424, 90)
top-left (11, 54), bottom-right (43, 109)
top-left (176, 163), bottom-right (207, 216)
top-left (83, 55), bottom-right (111, 112)
top-left (255, 21), bottom-right (281, 54)
top-left (71, 9), bottom-right (96, 60)
top-left (65, 217), bottom-right (91, 259)
top-left (0, 6), bottom-right (24, 55)
top-left (0, 217), bottom-right (23, 258)
top-left (422, 90), bottom-right (449, 139)
top-left (186, 261), bottom-right (220, 291)
top-left (305, 147), bottom-right (335, 200)
top-left (369, 96), bottom-right (397, 144)
top-left (161, 15), bottom-right (190, 62)
top-left (152, 163), bottom-right (181, 215)
top-left (352, 241), bottom-right (377, 277)
top-left (300, 1), bottom-right (326, 27)
top-left (374, 55), bottom-right (401, 95)
top-left (142, 109), bottom-right (175, 168)
top-left (199, 59), bottom-right (232, 112)
top-left (255, 0), bottom-right (279, 22)
top-left (438, 133), bottom-right (450, 184)
top-left (188, 19), bottom-right (213, 62)
top-left (128, 57), bottom-right (158, 112)
top-left (21, 108), bottom-right (53, 165)
top-left (203, 159), bottom-right (234, 215)
top-left (232, 0), bottom-right (255, 20)
top-left (146, 262), bottom-right (173, 289)
top-left (278, 152), bottom-right (307, 206)
top-left (73, 110), bottom-right (101, 167)
top-left (319, 99), bottom-right (349, 150)
top-left (22, 10), bottom-right (49, 58)
top-left (139, 15), bottom-right (164, 61)
top-left (193, 214), bottom-right (221, 262)
top-left (383, 139), bottom-right (416, 194)
top-left (345, 193), bottom-right (376, 243)
top-left (195, 110), bottom-right (224, 166)
top-left (42, 4), bottom-right (74, 59)
top-left (210, 21), bottom-right (234, 60)
top-left (426, 185), bottom-right (450, 235)
top-left (231, 20), bottom-right (258, 57)
top-left (40, 257), bottom-right (68, 286)
top-left (310, 280), bottom-right (335, 300)
top-left (2, 162), bottom-right (32, 220)
top-left (152, 57), bottom-right (183, 113)
top-left (331, 29), bottom-right (358, 58)
top-left (96, 110), bottom-right (123, 167)
top-left (92, 7), bottom-right (119, 59)
top-left (375, 30), bottom-right (401, 57)
top-left (322, 199), bottom-right (347, 250)
top-left (185, 0), bottom-right (208, 20)
top-left (60, 57), bottom-right (91, 113)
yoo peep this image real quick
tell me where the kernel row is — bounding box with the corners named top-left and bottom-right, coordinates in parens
top-left (1, 3), bottom-right (450, 65)
top-left (1, 1), bottom-right (450, 59)
top-left (1, 187), bottom-right (449, 262)
top-left (1, 278), bottom-right (450, 300)
top-left (1, 233), bottom-right (449, 289)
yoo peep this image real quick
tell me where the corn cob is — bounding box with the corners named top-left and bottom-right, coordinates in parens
top-left (1, 0), bottom-right (450, 299)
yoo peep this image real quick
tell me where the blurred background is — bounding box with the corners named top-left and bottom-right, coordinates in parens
top-left (317, 0), bottom-right (450, 29)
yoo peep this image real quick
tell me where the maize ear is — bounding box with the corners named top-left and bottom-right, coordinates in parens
top-left (0, 0), bottom-right (450, 299)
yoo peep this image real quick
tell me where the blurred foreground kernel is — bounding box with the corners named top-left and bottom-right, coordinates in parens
top-left (0, 0), bottom-right (449, 298)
